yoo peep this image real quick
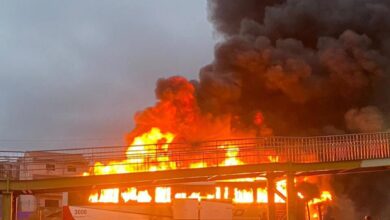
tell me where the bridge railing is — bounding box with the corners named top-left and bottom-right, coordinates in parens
top-left (1, 132), bottom-right (390, 180)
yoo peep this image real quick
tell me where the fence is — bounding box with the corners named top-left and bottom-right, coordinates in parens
top-left (1, 132), bottom-right (389, 180)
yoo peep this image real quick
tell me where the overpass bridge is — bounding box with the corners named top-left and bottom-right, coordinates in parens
top-left (2, 132), bottom-right (390, 220)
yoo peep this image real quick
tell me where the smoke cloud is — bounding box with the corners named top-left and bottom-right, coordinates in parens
top-left (128, 76), bottom-right (237, 143)
top-left (202, 0), bottom-right (390, 217)
top-left (129, 0), bottom-right (390, 216)
top-left (201, 0), bottom-right (390, 136)
top-left (134, 0), bottom-right (390, 138)
top-left (345, 106), bottom-right (385, 132)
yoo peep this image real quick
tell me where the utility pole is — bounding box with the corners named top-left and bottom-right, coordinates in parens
top-left (2, 177), bottom-right (14, 220)
top-left (286, 172), bottom-right (297, 220)
top-left (266, 173), bottom-right (276, 220)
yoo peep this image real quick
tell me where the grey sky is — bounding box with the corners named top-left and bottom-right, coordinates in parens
top-left (0, 1), bottom-right (215, 150)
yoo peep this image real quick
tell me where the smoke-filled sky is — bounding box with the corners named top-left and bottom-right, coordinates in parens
top-left (0, 1), bottom-right (214, 150)
top-left (3, 1), bottom-right (390, 215)
top-left (124, 0), bottom-right (390, 147)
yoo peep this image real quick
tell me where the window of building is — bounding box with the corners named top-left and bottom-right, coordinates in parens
top-left (67, 166), bottom-right (76, 172)
top-left (46, 164), bottom-right (55, 171)
top-left (0, 165), bottom-right (4, 178)
top-left (44, 199), bottom-right (59, 207)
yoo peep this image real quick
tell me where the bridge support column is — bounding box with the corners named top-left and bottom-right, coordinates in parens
top-left (266, 173), bottom-right (276, 220)
top-left (286, 172), bottom-right (297, 220)
top-left (2, 191), bottom-right (14, 220)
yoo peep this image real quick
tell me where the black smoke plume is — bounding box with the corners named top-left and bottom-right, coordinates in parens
top-left (202, 0), bottom-right (390, 136)
top-left (202, 0), bottom-right (390, 217)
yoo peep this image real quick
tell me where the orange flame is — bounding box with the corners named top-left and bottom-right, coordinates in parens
top-left (88, 188), bottom-right (119, 203)
top-left (137, 190), bottom-right (152, 203)
top-left (233, 188), bottom-right (254, 203)
top-left (87, 127), bottom-right (333, 211)
top-left (268, 155), bottom-right (279, 163)
top-left (92, 127), bottom-right (175, 176)
top-left (219, 145), bottom-right (244, 166)
top-left (155, 187), bottom-right (171, 203)
top-left (121, 187), bottom-right (137, 203)
top-left (257, 188), bottom-right (268, 203)
top-left (309, 191), bottom-right (332, 205)
top-left (308, 191), bottom-right (333, 219)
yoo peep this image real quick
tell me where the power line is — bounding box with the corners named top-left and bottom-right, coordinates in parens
top-left (0, 137), bottom-right (124, 142)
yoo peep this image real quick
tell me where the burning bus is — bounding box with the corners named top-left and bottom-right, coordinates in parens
top-left (62, 127), bottom-right (333, 220)
top-left (64, 182), bottom-right (332, 219)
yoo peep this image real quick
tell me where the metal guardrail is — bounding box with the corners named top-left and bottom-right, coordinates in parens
top-left (1, 132), bottom-right (390, 180)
